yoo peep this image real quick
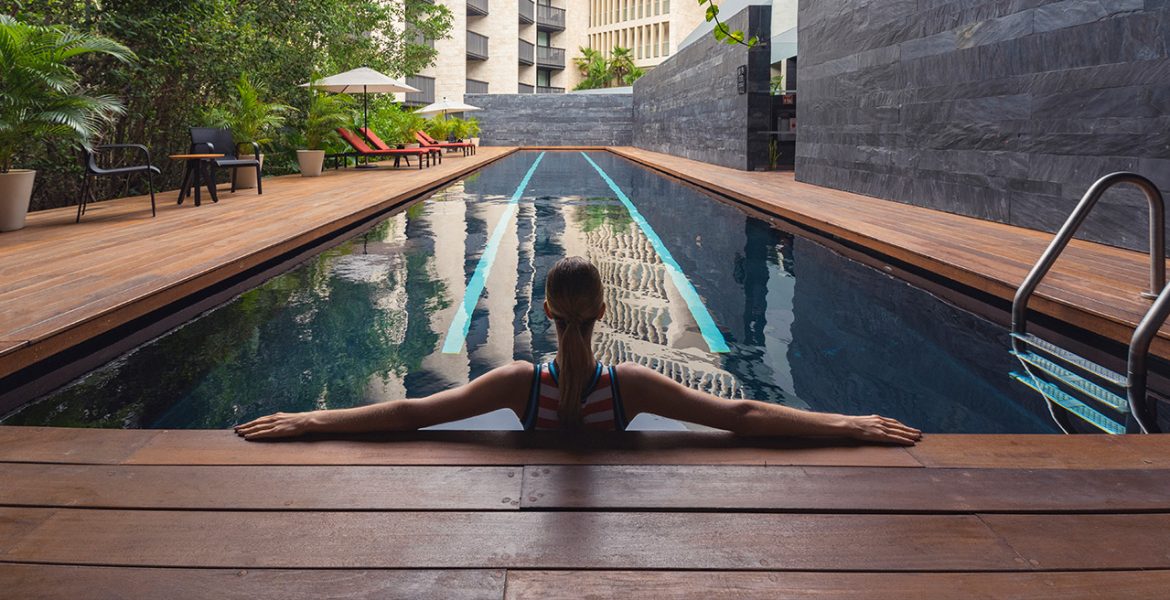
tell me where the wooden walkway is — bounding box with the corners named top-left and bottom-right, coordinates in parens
top-left (611, 147), bottom-right (1170, 358)
top-left (0, 148), bottom-right (516, 380)
top-left (1, 427), bottom-right (1169, 598)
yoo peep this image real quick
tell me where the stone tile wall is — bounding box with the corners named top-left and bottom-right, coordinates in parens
top-left (796, 0), bottom-right (1170, 251)
top-left (632, 5), bottom-right (774, 171)
top-left (466, 93), bottom-right (634, 147)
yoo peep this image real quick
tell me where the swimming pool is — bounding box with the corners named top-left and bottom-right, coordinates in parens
top-left (2, 151), bottom-right (1057, 433)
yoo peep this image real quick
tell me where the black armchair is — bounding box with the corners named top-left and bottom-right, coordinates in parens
top-left (188, 128), bottom-right (263, 195)
top-left (78, 144), bottom-right (159, 223)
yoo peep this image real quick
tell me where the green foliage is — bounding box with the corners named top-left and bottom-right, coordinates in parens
top-left (424, 116), bottom-right (452, 141)
top-left (770, 74), bottom-right (785, 95)
top-left (463, 116), bottom-right (480, 138)
top-left (0, 13), bottom-right (135, 173)
top-left (2, 1), bottom-right (454, 208)
top-left (367, 99), bottom-right (426, 146)
top-left (303, 87), bottom-right (353, 150)
top-left (573, 45), bottom-right (646, 91)
top-left (698, 0), bottom-right (758, 47)
top-left (204, 73), bottom-right (295, 149)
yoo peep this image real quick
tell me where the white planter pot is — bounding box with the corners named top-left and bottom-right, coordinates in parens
top-left (235, 153), bottom-right (264, 189)
top-left (404, 143), bottom-right (420, 149)
top-left (0, 169), bottom-right (36, 232)
top-left (470, 137), bottom-right (480, 146)
top-left (297, 150), bottom-right (325, 177)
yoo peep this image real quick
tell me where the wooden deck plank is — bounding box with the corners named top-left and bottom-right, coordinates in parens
top-left (0, 508), bottom-right (1019, 570)
top-left (520, 465), bottom-right (1170, 513)
top-left (0, 464), bottom-right (522, 510)
top-left (117, 430), bottom-right (920, 467)
top-left (981, 514), bottom-right (1170, 570)
top-left (503, 570), bottom-right (1170, 600)
top-left (610, 147), bottom-right (1170, 356)
top-left (0, 148), bottom-right (515, 378)
top-left (906, 434), bottom-right (1170, 469)
top-left (0, 426), bottom-right (158, 464)
top-left (0, 565), bottom-right (505, 600)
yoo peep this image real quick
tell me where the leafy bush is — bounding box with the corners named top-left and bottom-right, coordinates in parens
top-left (302, 88), bottom-right (353, 151)
top-left (424, 116), bottom-right (453, 142)
top-left (0, 14), bottom-right (135, 173)
top-left (204, 74), bottom-right (295, 150)
top-left (3, 1), bottom-right (454, 209)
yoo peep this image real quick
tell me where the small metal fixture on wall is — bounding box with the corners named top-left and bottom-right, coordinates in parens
top-left (737, 65), bottom-right (747, 94)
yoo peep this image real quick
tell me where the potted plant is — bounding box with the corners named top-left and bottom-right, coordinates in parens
top-left (448, 117), bottom-right (468, 142)
top-left (208, 74), bottom-right (294, 189)
top-left (0, 15), bottom-right (134, 231)
top-left (397, 109), bottom-right (426, 148)
top-left (298, 87), bottom-right (351, 177)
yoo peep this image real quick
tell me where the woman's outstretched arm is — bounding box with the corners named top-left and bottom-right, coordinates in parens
top-left (616, 363), bottom-right (922, 445)
top-left (234, 361), bottom-right (535, 440)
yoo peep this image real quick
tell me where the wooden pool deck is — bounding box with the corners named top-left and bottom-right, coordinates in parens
top-left (1, 427), bottom-right (1169, 598)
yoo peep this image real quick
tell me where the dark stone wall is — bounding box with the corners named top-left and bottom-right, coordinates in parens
top-left (796, 0), bottom-right (1170, 251)
top-left (466, 93), bottom-right (633, 147)
top-left (632, 5), bottom-right (773, 171)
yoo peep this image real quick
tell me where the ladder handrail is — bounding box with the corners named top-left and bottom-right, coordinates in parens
top-left (1010, 172), bottom-right (1166, 434)
top-left (1011, 172), bottom-right (1165, 343)
top-left (1127, 284), bottom-right (1170, 433)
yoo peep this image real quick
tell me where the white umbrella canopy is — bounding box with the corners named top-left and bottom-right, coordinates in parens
top-left (415, 98), bottom-right (482, 118)
top-left (299, 67), bottom-right (419, 94)
top-left (300, 68), bottom-right (419, 139)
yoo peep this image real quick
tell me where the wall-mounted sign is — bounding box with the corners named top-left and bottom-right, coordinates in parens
top-left (737, 65), bottom-right (747, 94)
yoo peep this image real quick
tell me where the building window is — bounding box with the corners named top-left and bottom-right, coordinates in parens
top-left (661, 23), bottom-right (669, 55)
top-left (537, 30), bottom-right (550, 46)
top-left (537, 68), bottom-right (551, 87)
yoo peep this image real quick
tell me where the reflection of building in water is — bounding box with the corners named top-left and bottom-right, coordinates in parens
top-left (560, 202), bottom-right (746, 400)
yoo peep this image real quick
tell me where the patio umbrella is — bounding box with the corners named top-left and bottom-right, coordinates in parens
top-left (300, 67), bottom-right (419, 134)
top-left (415, 98), bottom-right (482, 119)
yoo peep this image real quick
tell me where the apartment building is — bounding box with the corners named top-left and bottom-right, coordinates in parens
top-left (585, 0), bottom-right (708, 69)
top-left (403, 0), bottom-right (710, 107)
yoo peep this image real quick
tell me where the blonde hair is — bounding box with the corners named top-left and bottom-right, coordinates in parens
top-left (545, 257), bottom-right (604, 430)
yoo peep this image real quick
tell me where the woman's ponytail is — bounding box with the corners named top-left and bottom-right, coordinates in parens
top-left (545, 256), bottom-right (605, 431)
top-left (555, 318), bottom-right (594, 429)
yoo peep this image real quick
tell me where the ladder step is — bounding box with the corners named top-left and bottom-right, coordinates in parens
top-left (1010, 333), bottom-right (1128, 387)
top-left (1011, 351), bottom-right (1130, 413)
top-left (1011, 372), bottom-right (1127, 434)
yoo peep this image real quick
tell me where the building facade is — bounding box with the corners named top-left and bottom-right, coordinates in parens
top-left (404, 0), bottom-right (711, 106)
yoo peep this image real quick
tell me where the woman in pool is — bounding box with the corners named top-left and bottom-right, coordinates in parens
top-left (236, 256), bottom-right (922, 445)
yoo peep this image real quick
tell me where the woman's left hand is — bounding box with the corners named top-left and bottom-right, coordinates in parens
top-left (234, 412), bottom-right (314, 440)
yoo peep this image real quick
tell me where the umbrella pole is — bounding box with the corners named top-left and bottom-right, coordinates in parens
top-left (357, 85), bottom-right (378, 169)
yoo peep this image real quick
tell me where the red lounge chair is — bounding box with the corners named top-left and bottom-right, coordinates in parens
top-left (336, 128), bottom-right (431, 169)
top-left (360, 127), bottom-right (441, 165)
top-left (415, 131), bottom-right (476, 156)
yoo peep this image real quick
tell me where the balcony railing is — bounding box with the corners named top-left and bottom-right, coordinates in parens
top-left (518, 83), bottom-right (535, 93)
top-left (466, 79), bottom-right (490, 94)
top-left (536, 85), bottom-right (564, 94)
top-left (519, 0), bottom-right (534, 24)
top-left (407, 28), bottom-right (434, 49)
top-left (467, 0), bottom-right (488, 16)
top-left (536, 45), bottom-right (565, 69)
top-left (536, 4), bottom-right (565, 31)
top-left (519, 39), bottom-right (534, 65)
top-left (467, 31), bottom-right (489, 60)
top-left (403, 75), bottom-right (435, 107)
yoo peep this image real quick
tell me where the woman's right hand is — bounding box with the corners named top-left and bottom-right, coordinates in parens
top-left (234, 411), bottom-right (315, 440)
top-left (845, 415), bottom-right (923, 446)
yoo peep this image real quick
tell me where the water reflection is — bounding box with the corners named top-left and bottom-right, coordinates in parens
top-left (4, 151), bottom-right (1056, 433)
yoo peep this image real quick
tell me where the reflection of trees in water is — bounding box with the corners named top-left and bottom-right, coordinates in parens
top-left (7, 215), bottom-right (450, 429)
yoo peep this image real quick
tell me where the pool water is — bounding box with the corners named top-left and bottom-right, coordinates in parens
top-left (3, 151), bottom-right (1057, 433)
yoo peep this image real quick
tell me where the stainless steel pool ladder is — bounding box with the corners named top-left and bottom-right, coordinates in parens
top-left (1010, 172), bottom-right (1167, 434)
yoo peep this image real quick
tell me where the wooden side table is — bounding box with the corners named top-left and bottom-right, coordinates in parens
top-left (170, 154), bottom-right (224, 207)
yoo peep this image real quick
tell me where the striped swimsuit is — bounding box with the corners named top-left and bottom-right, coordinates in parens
top-left (521, 362), bottom-right (629, 431)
